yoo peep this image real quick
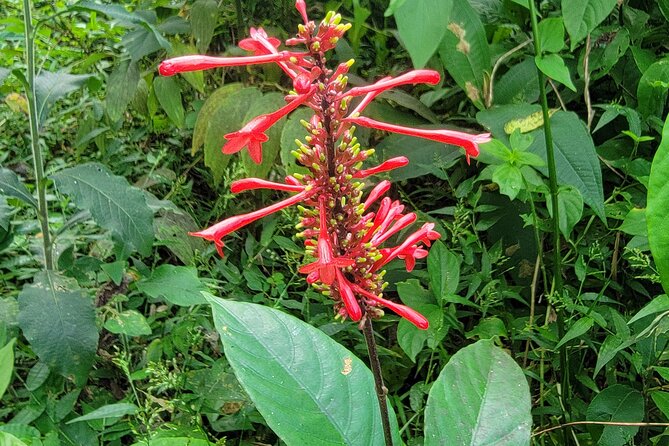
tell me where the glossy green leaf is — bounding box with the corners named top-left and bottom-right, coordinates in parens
top-left (535, 54), bottom-right (576, 92)
top-left (652, 391), bottom-right (669, 419)
top-left (105, 60), bottom-right (140, 122)
top-left (153, 77), bottom-right (184, 128)
top-left (428, 240), bottom-right (461, 300)
top-left (637, 58), bottom-right (669, 118)
top-left (661, 0), bottom-right (669, 22)
top-left (191, 0), bottom-right (217, 53)
top-left (0, 168), bottom-right (37, 208)
top-left (17, 272), bottom-right (98, 385)
top-left (0, 338), bottom-right (16, 400)
top-left (104, 310), bottom-right (151, 337)
top-left (586, 384), bottom-right (644, 446)
top-left (34, 70), bottom-right (92, 122)
top-left (67, 403), bottom-right (138, 424)
top-left (648, 116), bottom-right (669, 294)
top-left (51, 163), bottom-right (154, 256)
top-left (206, 294), bottom-right (399, 445)
top-left (561, 0), bottom-right (618, 49)
top-left (538, 17), bottom-right (565, 53)
top-left (424, 339), bottom-right (532, 445)
top-left (241, 92), bottom-right (287, 178)
top-left (137, 265), bottom-right (206, 306)
top-left (465, 317), bottom-right (508, 340)
top-left (394, 0), bottom-right (453, 68)
top-left (438, 0), bottom-right (491, 108)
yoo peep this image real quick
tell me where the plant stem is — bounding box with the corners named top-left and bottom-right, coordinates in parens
top-left (23, 0), bottom-right (54, 270)
top-left (362, 317), bottom-right (393, 446)
top-left (527, 0), bottom-right (570, 439)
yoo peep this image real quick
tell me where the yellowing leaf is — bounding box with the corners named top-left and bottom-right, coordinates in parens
top-left (504, 109), bottom-right (558, 134)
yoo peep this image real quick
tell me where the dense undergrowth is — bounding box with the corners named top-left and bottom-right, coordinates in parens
top-left (2, 0), bottom-right (669, 445)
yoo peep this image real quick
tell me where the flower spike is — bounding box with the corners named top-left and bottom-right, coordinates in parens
top-left (166, 3), bottom-right (490, 329)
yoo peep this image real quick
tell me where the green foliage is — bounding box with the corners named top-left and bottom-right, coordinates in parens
top-left (208, 294), bottom-right (399, 445)
top-left (648, 117), bottom-right (669, 294)
top-left (424, 340), bottom-right (532, 445)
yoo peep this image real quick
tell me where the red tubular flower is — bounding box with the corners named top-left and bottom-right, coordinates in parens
top-left (190, 190), bottom-right (312, 257)
top-left (363, 180), bottom-right (391, 211)
top-left (353, 284), bottom-right (429, 329)
top-left (344, 116), bottom-right (491, 159)
top-left (335, 269), bottom-right (362, 321)
top-left (345, 70), bottom-right (440, 98)
top-left (223, 87), bottom-right (315, 163)
top-left (397, 245), bottom-right (429, 272)
top-left (230, 178), bottom-right (305, 194)
top-left (295, 0), bottom-right (309, 23)
top-left (159, 53), bottom-right (300, 76)
top-left (354, 157), bottom-right (409, 178)
top-left (298, 197), bottom-right (355, 285)
top-left (238, 27), bottom-right (281, 54)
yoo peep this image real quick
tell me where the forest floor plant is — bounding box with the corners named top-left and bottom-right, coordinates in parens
top-left (159, 1), bottom-right (492, 444)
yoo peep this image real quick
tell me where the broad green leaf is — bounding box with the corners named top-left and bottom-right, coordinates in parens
top-left (25, 361), bottom-right (49, 391)
top-left (492, 163), bottom-right (523, 200)
top-left (206, 294), bottom-right (399, 445)
top-left (555, 317), bottom-right (594, 349)
top-left (0, 432), bottom-right (28, 446)
top-left (535, 54), bottom-right (576, 92)
top-left (384, 0), bottom-right (408, 16)
top-left (493, 58), bottom-right (539, 105)
top-left (465, 317), bottom-right (508, 340)
top-left (438, 0), bottom-right (491, 109)
top-left (191, 0), bottom-right (217, 53)
top-left (637, 58), bottom-right (669, 118)
top-left (241, 92), bottom-right (287, 178)
top-left (477, 108), bottom-right (605, 220)
top-left (561, 0), bottom-right (618, 49)
top-left (629, 295), bottom-right (669, 325)
top-left (586, 384), bottom-right (644, 446)
top-left (67, 403), bottom-right (137, 424)
top-left (0, 168), bottom-right (37, 208)
top-left (0, 338), bottom-right (16, 400)
top-left (538, 18), bottom-right (565, 53)
top-left (104, 310), bottom-right (151, 337)
top-left (648, 116), bottom-right (669, 294)
top-left (397, 280), bottom-right (447, 361)
top-left (428, 240), bottom-right (461, 300)
top-left (137, 265), bottom-right (206, 306)
top-left (153, 77), bottom-right (184, 128)
top-left (394, 0), bottom-right (453, 69)
top-left (34, 71), bottom-right (92, 122)
top-left (595, 334), bottom-right (630, 375)
top-left (17, 272), bottom-right (98, 385)
top-left (424, 339), bottom-right (532, 446)
top-left (51, 163), bottom-right (154, 257)
top-left (193, 85), bottom-right (261, 184)
top-left (546, 186), bottom-right (584, 237)
top-left (0, 68), bottom-right (9, 85)
top-left (105, 60), bottom-right (140, 122)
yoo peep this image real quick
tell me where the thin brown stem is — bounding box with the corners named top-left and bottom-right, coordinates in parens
top-left (583, 34), bottom-right (594, 129)
top-left (533, 420), bottom-right (669, 437)
top-left (362, 316), bottom-right (393, 446)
